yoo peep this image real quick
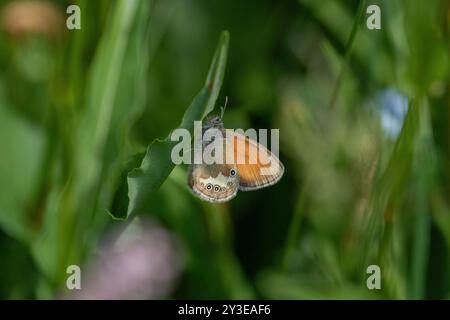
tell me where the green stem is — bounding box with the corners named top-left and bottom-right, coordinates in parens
top-left (328, 0), bottom-right (367, 110)
top-left (202, 204), bottom-right (253, 299)
top-left (410, 101), bottom-right (433, 299)
top-left (282, 190), bottom-right (305, 268)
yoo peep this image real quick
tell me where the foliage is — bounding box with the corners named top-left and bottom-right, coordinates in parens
top-left (0, 0), bottom-right (448, 299)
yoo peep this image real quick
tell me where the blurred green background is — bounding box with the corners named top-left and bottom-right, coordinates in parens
top-left (0, 0), bottom-right (449, 299)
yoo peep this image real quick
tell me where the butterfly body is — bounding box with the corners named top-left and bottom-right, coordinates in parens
top-left (188, 115), bottom-right (284, 203)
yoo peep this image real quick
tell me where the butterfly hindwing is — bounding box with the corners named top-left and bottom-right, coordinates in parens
top-left (188, 162), bottom-right (239, 203)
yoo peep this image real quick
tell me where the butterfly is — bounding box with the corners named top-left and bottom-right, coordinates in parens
top-left (187, 104), bottom-right (284, 203)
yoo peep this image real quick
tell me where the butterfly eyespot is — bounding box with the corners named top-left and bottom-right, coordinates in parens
top-left (214, 185), bottom-right (220, 192)
top-left (230, 169), bottom-right (236, 176)
top-left (206, 183), bottom-right (212, 190)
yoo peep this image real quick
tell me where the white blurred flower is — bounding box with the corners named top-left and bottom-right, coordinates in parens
top-left (371, 89), bottom-right (408, 139)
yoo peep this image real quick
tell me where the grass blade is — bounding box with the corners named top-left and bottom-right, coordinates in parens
top-left (121, 31), bottom-right (230, 219)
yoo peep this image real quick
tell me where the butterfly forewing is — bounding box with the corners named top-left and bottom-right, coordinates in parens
top-left (227, 131), bottom-right (284, 191)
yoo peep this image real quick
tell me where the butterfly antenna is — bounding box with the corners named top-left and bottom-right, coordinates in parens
top-left (220, 96), bottom-right (228, 119)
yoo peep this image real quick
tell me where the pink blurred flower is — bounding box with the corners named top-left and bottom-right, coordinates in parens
top-left (67, 218), bottom-right (183, 300)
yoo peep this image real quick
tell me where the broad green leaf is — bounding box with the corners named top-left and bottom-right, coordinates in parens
top-left (121, 31), bottom-right (229, 219)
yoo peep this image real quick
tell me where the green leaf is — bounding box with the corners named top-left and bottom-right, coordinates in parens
top-left (118, 31), bottom-right (229, 219)
top-left (0, 82), bottom-right (45, 243)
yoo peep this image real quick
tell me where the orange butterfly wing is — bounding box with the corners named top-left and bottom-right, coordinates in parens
top-left (226, 131), bottom-right (284, 190)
